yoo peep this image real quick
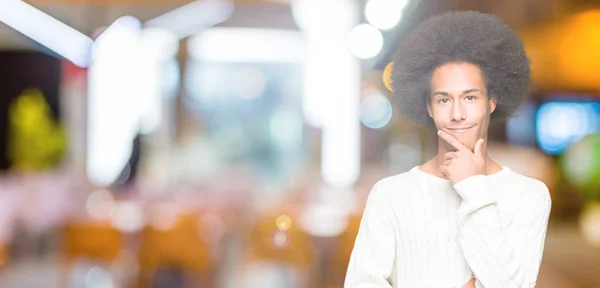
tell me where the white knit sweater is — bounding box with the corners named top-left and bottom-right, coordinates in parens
top-left (344, 166), bottom-right (551, 288)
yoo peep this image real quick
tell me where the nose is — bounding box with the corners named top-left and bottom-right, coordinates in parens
top-left (451, 101), bottom-right (466, 121)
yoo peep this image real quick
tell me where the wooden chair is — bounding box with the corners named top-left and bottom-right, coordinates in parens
top-left (236, 211), bottom-right (319, 288)
top-left (323, 213), bottom-right (362, 287)
top-left (137, 213), bottom-right (212, 288)
top-left (60, 220), bottom-right (125, 287)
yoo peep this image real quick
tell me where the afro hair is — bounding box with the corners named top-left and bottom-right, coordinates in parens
top-left (391, 11), bottom-right (531, 125)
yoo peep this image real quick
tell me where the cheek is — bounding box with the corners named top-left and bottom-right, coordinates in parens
top-left (468, 103), bottom-right (489, 119)
top-left (430, 106), bottom-right (449, 120)
top-left (470, 106), bottom-right (491, 133)
top-left (429, 108), bottom-right (445, 127)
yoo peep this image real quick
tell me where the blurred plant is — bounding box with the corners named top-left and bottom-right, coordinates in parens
top-left (7, 88), bottom-right (66, 171)
top-left (579, 200), bottom-right (600, 248)
top-left (560, 133), bottom-right (600, 201)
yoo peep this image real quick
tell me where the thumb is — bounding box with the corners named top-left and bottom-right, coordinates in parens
top-left (474, 139), bottom-right (485, 159)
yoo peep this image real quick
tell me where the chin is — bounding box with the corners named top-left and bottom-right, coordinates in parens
top-left (450, 133), bottom-right (478, 149)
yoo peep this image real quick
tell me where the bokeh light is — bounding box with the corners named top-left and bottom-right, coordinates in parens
top-left (561, 134), bottom-right (600, 199)
top-left (360, 93), bottom-right (393, 129)
top-left (271, 230), bottom-right (290, 249)
top-left (86, 189), bottom-right (115, 220)
top-left (150, 202), bottom-right (179, 231)
top-left (299, 201), bottom-right (349, 238)
top-left (347, 24), bottom-right (383, 59)
top-left (382, 61), bottom-right (394, 92)
top-left (84, 266), bottom-right (114, 288)
top-left (110, 202), bottom-right (144, 233)
top-left (275, 215), bottom-right (292, 231)
top-left (536, 102), bottom-right (600, 155)
top-left (365, 0), bottom-right (407, 30)
top-left (579, 201), bottom-right (600, 248)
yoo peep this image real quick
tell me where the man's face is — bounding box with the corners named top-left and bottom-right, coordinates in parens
top-left (427, 62), bottom-right (496, 151)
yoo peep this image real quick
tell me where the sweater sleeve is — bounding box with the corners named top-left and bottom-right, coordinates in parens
top-left (453, 176), bottom-right (551, 288)
top-left (344, 182), bottom-right (396, 288)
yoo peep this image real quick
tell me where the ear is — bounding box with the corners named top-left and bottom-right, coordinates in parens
top-left (426, 100), bottom-right (433, 119)
top-left (489, 96), bottom-right (497, 114)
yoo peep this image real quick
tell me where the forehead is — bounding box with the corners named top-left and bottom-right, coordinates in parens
top-left (430, 62), bottom-right (485, 93)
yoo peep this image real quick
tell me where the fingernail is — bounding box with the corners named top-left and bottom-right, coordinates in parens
top-left (437, 130), bottom-right (441, 135)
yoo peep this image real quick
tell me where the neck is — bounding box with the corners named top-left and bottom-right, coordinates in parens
top-left (435, 136), bottom-right (487, 157)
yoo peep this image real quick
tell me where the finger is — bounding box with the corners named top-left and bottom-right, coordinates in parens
top-left (461, 278), bottom-right (476, 288)
top-left (438, 130), bottom-right (467, 151)
top-left (474, 138), bottom-right (485, 159)
top-left (444, 152), bottom-right (458, 160)
top-left (439, 165), bottom-right (449, 179)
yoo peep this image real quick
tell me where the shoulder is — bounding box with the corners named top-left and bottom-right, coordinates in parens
top-left (371, 169), bottom-right (416, 195)
top-left (378, 169), bottom-right (416, 189)
top-left (364, 169), bottom-right (419, 207)
top-left (496, 168), bottom-right (553, 224)
top-left (500, 168), bottom-right (552, 208)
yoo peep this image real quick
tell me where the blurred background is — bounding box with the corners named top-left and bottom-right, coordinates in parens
top-left (0, 0), bottom-right (599, 287)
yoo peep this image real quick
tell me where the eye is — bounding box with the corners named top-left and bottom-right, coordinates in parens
top-left (437, 98), bottom-right (450, 104)
top-left (465, 95), bottom-right (477, 101)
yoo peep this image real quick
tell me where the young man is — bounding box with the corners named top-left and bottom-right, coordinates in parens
top-left (344, 11), bottom-right (551, 288)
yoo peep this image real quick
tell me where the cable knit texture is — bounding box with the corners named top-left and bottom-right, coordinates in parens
top-left (344, 166), bottom-right (551, 288)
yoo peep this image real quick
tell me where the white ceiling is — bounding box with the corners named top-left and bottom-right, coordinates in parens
top-left (0, 3), bottom-right (182, 49)
top-left (0, 2), bottom-right (297, 51)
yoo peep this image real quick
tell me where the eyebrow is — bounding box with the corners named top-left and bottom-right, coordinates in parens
top-left (432, 89), bottom-right (482, 97)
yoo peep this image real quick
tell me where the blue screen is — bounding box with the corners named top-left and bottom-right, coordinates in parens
top-left (536, 101), bottom-right (600, 155)
top-left (507, 100), bottom-right (538, 147)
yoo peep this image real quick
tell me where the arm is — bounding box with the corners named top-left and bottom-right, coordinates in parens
top-left (344, 182), bottom-right (396, 288)
top-left (453, 176), bottom-right (551, 288)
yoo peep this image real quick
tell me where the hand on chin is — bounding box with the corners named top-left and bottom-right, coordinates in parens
top-left (437, 130), bottom-right (486, 184)
top-left (461, 278), bottom-right (476, 288)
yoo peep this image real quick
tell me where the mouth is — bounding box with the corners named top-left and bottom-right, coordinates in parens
top-left (445, 125), bottom-right (475, 133)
